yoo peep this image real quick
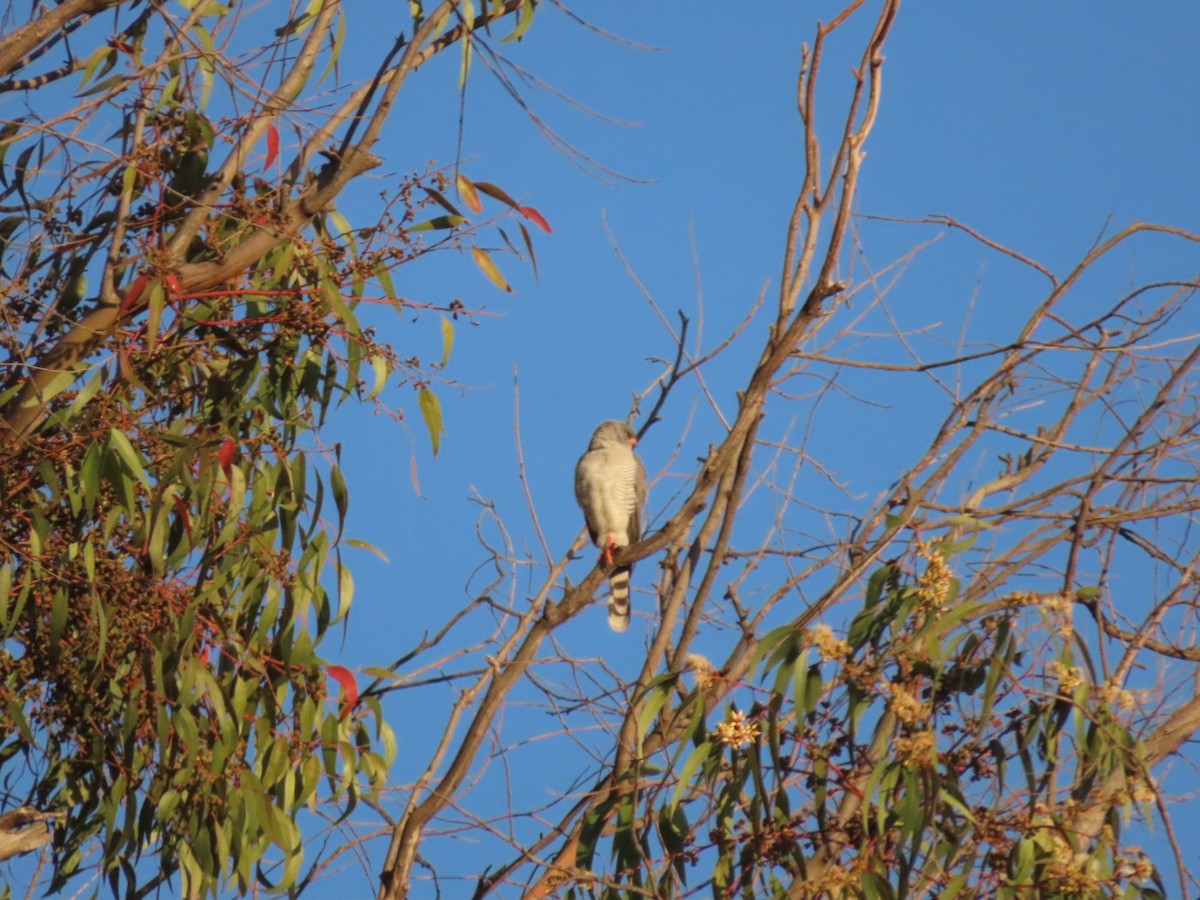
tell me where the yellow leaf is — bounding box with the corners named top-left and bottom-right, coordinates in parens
top-left (455, 174), bottom-right (482, 214)
top-left (471, 247), bottom-right (512, 293)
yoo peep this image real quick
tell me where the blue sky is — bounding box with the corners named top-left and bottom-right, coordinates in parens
top-left (308, 2), bottom-right (1200, 895)
top-left (334, 4), bottom-right (1200, 623)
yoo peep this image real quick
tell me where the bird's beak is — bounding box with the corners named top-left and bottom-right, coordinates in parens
top-left (629, 436), bottom-right (638, 446)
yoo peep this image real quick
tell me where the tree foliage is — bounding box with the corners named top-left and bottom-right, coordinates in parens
top-left (0, 0), bottom-right (542, 896)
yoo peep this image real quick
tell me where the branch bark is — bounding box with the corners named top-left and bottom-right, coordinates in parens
top-left (0, 0), bottom-right (125, 79)
top-left (0, 807), bottom-right (55, 863)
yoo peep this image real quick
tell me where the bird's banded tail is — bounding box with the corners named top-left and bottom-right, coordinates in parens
top-left (607, 565), bottom-right (632, 632)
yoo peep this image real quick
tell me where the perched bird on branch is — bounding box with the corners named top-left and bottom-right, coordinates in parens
top-left (574, 420), bottom-right (647, 632)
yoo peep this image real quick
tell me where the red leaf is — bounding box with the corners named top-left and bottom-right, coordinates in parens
top-left (518, 205), bottom-right (552, 233)
top-left (410, 453), bottom-right (422, 496)
top-left (218, 438), bottom-right (236, 480)
top-left (327, 665), bottom-right (359, 720)
top-left (172, 493), bottom-right (193, 543)
top-left (164, 272), bottom-right (182, 300)
top-left (264, 124), bottom-right (279, 171)
top-left (121, 274), bottom-right (150, 313)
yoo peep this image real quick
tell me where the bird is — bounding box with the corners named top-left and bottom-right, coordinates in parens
top-left (574, 420), bottom-right (647, 632)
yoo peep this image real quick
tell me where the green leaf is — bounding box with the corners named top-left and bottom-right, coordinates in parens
top-left (439, 315), bottom-right (454, 368)
top-left (155, 73), bottom-right (182, 111)
top-left (0, 214), bottom-right (23, 270)
top-left (327, 208), bottom-right (357, 253)
top-left (670, 741), bottom-right (714, 814)
top-left (330, 459), bottom-right (348, 539)
top-left (378, 720), bottom-right (398, 768)
top-left (194, 25), bottom-right (216, 108)
top-left (335, 554), bottom-right (354, 623)
top-left (121, 163), bottom-right (139, 198)
top-left (368, 353), bottom-right (389, 399)
top-left (457, 0), bottom-right (475, 88)
top-left (318, 6), bottom-right (347, 84)
top-left (409, 214), bottom-right (466, 232)
top-left (321, 277), bottom-right (360, 336)
top-left (6, 699), bottom-right (34, 743)
top-left (0, 564), bottom-right (12, 634)
top-left (145, 283), bottom-right (165, 351)
top-left (77, 46), bottom-right (117, 92)
top-left (636, 674), bottom-right (677, 744)
top-left (60, 367), bottom-right (105, 423)
top-left (501, 0), bottom-right (536, 42)
top-left (108, 428), bottom-right (149, 487)
top-left (417, 388), bottom-right (445, 456)
top-left (375, 260), bottom-right (398, 300)
top-left (576, 795), bottom-right (616, 871)
top-left (657, 803), bottom-right (690, 884)
top-left (346, 538), bottom-right (389, 562)
top-left (23, 367), bottom-right (78, 411)
top-left (791, 652), bottom-right (822, 717)
top-left (0, 119), bottom-right (25, 181)
top-left (49, 587), bottom-right (69, 650)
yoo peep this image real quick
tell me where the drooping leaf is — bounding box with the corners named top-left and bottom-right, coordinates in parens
top-left (0, 215), bottom-right (23, 272)
top-left (318, 7), bottom-right (347, 85)
top-left (518, 221), bottom-right (539, 280)
top-left (145, 283), bottom-right (166, 351)
top-left (321, 277), bottom-right (361, 336)
top-left (417, 388), bottom-right (445, 456)
top-left (410, 453), bottom-right (422, 495)
top-left (264, 124), bottom-right (279, 171)
top-left (368, 354), bottom-right (389, 398)
top-left (375, 260), bottom-right (398, 300)
top-left (329, 459), bottom-right (348, 538)
top-left (77, 46), bottom-right (117, 93)
top-left (218, 438), bottom-right (236, 479)
top-left (518, 205), bottom-right (551, 233)
top-left (501, 0), bottom-right (536, 42)
top-left (471, 247), bottom-right (512, 293)
top-left (107, 428), bottom-right (149, 487)
top-left (439, 315), bottom-right (454, 368)
top-left (345, 538), bottom-right (389, 563)
top-left (457, 0), bottom-right (476, 88)
top-left (335, 553), bottom-right (354, 623)
top-left (456, 173), bottom-right (483, 214)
